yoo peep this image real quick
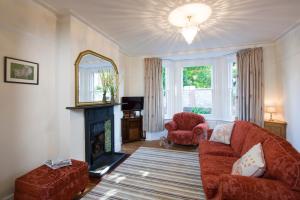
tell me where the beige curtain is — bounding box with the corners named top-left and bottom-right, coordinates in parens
top-left (237, 48), bottom-right (264, 126)
top-left (143, 58), bottom-right (164, 132)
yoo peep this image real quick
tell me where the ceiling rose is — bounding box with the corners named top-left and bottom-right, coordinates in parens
top-left (168, 3), bottom-right (212, 44)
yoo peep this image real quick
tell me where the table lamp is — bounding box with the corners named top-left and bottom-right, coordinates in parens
top-left (266, 106), bottom-right (276, 121)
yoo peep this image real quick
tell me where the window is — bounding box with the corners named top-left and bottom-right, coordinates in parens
top-left (182, 66), bottom-right (213, 115)
top-left (229, 62), bottom-right (237, 118)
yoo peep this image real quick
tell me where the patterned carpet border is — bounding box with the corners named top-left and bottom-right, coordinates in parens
top-left (82, 147), bottom-right (205, 200)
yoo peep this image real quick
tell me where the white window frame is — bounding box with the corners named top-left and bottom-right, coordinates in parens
top-left (228, 60), bottom-right (237, 120)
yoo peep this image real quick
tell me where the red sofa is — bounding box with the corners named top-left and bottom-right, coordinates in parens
top-left (165, 112), bottom-right (208, 145)
top-left (199, 121), bottom-right (300, 200)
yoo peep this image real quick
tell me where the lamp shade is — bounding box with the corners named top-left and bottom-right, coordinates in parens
top-left (181, 26), bottom-right (198, 44)
top-left (266, 106), bottom-right (276, 113)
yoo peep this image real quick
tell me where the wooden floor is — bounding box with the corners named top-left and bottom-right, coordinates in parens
top-left (122, 139), bottom-right (198, 154)
top-left (74, 140), bottom-right (198, 199)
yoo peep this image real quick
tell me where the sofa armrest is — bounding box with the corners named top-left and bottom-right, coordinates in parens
top-left (207, 129), bottom-right (213, 140)
top-left (165, 121), bottom-right (177, 132)
top-left (193, 122), bottom-right (209, 138)
top-left (217, 174), bottom-right (300, 200)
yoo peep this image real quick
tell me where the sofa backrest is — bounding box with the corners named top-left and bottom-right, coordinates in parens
top-left (263, 135), bottom-right (300, 191)
top-left (230, 121), bottom-right (255, 154)
top-left (240, 126), bottom-right (270, 155)
top-left (173, 112), bottom-right (205, 130)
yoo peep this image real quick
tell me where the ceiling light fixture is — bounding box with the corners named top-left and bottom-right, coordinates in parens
top-left (168, 3), bottom-right (212, 44)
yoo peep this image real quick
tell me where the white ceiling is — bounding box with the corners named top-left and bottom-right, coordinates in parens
top-left (39, 0), bottom-right (300, 57)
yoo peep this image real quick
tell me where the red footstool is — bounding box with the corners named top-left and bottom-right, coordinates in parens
top-left (15, 159), bottom-right (89, 200)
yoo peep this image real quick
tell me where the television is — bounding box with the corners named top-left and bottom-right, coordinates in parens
top-left (121, 97), bottom-right (144, 111)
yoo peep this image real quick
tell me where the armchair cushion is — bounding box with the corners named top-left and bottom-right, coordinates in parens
top-left (167, 130), bottom-right (195, 145)
top-left (218, 174), bottom-right (300, 200)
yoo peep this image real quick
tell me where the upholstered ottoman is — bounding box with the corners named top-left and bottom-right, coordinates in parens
top-left (15, 159), bottom-right (89, 200)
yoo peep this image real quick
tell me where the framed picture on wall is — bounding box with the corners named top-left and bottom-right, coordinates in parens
top-left (4, 57), bottom-right (39, 85)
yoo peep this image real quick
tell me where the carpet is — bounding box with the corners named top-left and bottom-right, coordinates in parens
top-left (82, 147), bottom-right (205, 200)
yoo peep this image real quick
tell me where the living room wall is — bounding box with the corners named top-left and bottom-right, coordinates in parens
top-left (0, 0), bottom-right (58, 198)
top-left (276, 24), bottom-right (300, 150)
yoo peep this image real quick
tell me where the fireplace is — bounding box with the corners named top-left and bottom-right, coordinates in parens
top-left (67, 104), bottom-right (126, 177)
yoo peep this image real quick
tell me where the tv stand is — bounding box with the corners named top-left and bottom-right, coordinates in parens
top-left (121, 110), bottom-right (143, 143)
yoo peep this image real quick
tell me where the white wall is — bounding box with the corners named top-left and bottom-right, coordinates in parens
top-left (124, 56), bottom-right (144, 96)
top-left (263, 45), bottom-right (284, 120)
top-left (275, 24), bottom-right (300, 150)
top-left (0, 0), bottom-right (58, 197)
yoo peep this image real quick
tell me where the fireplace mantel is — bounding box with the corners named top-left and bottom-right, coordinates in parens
top-left (66, 103), bottom-right (122, 110)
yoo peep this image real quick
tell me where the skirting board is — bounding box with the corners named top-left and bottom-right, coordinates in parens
top-left (146, 130), bottom-right (167, 141)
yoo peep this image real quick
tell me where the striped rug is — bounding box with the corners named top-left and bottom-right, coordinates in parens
top-left (82, 147), bottom-right (205, 200)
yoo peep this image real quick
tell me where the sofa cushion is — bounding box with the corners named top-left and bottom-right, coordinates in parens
top-left (232, 143), bottom-right (266, 177)
top-left (201, 154), bottom-right (238, 176)
top-left (167, 130), bottom-right (194, 145)
top-left (263, 135), bottom-right (300, 191)
top-left (230, 121), bottom-right (254, 154)
top-left (241, 126), bottom-right (269, 155)
top-left (173, 112), bottom-right (205, 130)
top-left (209, 123), bottom-right (234, 144)
top-left (199, 140), bottom-right (239, 157)
top-left (200, 154), bottom-right (238, 199)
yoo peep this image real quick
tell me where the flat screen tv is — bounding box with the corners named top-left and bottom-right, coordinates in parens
top-left (121, 97), bottom-right (144, 111)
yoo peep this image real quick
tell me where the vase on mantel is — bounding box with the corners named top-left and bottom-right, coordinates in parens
top-left (102, 91), bottom-right (107, 103)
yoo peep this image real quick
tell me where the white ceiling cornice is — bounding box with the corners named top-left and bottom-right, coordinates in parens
top-left (33, 0), bottom-right (131, 57)
top-left (273, 19), bottom-right (300, 42)
top-left (35, 0), bottom-right (300, 58)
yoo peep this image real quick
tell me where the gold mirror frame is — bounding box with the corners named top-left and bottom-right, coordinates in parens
top-left (75, 50), bottom-right (119, 106)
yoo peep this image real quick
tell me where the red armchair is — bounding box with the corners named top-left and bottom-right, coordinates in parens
top-left (165, 112), bottom-right (208, 145)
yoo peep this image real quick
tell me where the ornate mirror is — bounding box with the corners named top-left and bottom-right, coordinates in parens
top-left (75, 50), bottom-right (119, 106)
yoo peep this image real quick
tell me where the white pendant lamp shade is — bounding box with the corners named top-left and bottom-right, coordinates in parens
top-left (168, 3), bottom-right (212, 44)
top-left (181, 26), bottom-right (198, 44)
